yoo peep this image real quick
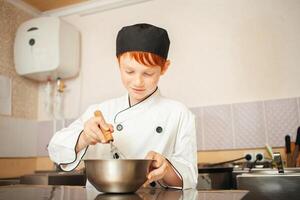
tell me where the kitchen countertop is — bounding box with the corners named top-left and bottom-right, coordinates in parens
top-left (0, 185), bottom-right (248, 200)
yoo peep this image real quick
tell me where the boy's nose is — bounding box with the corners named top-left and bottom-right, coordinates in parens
top-left (134, 75), bottom-right (144, 86)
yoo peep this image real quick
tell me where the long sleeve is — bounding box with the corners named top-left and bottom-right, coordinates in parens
top-left (47, 117), bottom-right (87, 171)
top-left (167, 109), bottom-right (198, 189)
top-left (47, 105), bottom-right (99, 171)
top-left (47, 99), bottom-right (121, 171)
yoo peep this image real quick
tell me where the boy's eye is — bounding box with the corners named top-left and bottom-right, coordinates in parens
top-left (126, 71), bottom-right (134, 74)
top-left (144, 73), bottom-right (154, 76)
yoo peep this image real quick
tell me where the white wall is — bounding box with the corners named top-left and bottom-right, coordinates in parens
top-left (38, 0), bottom-right (300, 120)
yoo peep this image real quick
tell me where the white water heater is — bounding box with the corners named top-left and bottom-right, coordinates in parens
top-left (14, 17), bottom-right (80, 82)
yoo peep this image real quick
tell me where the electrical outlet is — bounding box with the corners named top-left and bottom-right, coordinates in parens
top-left (254, 152), bottom-right (264, 161)
top-left (244, 152), bottom-right (254, 162)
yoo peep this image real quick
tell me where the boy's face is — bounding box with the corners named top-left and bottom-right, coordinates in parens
top-left (119, 54), bottom-right (166, 105)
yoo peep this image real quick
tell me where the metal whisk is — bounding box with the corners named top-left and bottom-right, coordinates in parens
top-left (94, 110), bottom-right (125, 159)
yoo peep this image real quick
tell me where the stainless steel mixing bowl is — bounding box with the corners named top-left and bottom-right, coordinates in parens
top-left (84, 159), bottom-right (152, 193)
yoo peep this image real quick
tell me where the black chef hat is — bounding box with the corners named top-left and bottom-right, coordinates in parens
top-left (116, 23), bottom-right (170, 59)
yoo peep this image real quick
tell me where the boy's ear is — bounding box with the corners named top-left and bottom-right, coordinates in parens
top-left (161, 60), bottom-right (170, 75)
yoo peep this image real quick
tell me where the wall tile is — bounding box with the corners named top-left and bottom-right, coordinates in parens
top-left (265, 98), bottom-right (299, 146)
top-left (0, 116), bottom-right (17, 157)
top-left (191, 107), bottom-right (203, 150)
top-left (65, 118), bottom-right (76, 127)
top-left (36, 121), bottom-right (53, 156)
top-left (36, 119), bottom-right (75, 156)
top-left (17, 119), bottom-right (37, 157)
top-left (0, 117), bottom-right (38, 157)
top-left (202, 105), bottom-right (233, 150)
top-left (233, 101), bottom-right (266, 148)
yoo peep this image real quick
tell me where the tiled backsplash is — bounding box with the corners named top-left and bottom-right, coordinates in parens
top-left (1, 96), bottom-right (299, 157)
top-left (0, 116), bottom-right (74, 157)
top-left (191, 97), bottom-right (300, 151)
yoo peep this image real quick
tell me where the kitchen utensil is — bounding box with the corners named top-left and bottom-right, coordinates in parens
top-left (84, 159), bottom-right (152, 193)
top-left (94, 110), bottom-right (125, 159)
top-left (292, 127), bottom-right (300, 167)
top-left (265, 144), bottom-right (274, 159)
top-left (285, 135), bottom-right (293, 167)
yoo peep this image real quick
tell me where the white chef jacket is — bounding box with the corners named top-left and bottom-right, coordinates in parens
top-left (48, 89), bottom-right (198, 190)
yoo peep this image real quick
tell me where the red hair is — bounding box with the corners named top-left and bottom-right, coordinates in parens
top-left (117, 51), bottom-right (167, 68)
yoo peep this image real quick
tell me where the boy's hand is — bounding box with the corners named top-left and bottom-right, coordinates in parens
top-left (76, 114), bottom-right (114, 152)
top-left (143, 151), bottom-right (170, 187)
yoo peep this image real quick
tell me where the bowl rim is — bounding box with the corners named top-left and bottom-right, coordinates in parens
top-left (84, 159), bottom-right (153, 161)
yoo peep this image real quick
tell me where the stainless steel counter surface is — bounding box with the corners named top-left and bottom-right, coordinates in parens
top-left (0, 185), bottom-right (248, 200)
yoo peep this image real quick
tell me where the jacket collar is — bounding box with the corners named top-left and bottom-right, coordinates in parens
top-left (114, 88), bottom-right (160, 123)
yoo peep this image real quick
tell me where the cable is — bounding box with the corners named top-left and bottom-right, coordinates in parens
top-left (207, 155), bottom-right (251, 167)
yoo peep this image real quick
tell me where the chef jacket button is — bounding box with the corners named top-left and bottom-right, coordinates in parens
top-left (156, 126), bottom-right (163, 133)
top-left (116, 124), bottom-right (123, 131)
top-left (150, 181), bottom-right (156, 187)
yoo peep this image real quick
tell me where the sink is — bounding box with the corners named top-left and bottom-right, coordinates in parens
top-left (245, 168), bottom-right (300, 175)
top-left (236, 168), bottom-right (300, 200)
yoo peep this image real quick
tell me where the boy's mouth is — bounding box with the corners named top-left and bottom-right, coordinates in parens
top-left (131, 87), bottom-right (145, 92)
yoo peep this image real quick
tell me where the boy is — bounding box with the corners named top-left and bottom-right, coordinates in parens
top-left (48, 23), bottom-right (198, 189)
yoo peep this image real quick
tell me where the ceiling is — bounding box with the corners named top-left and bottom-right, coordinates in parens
top-left (15, 0), bottom-right (152, 17)
top-left (22, 0), bottom-right (89, 11)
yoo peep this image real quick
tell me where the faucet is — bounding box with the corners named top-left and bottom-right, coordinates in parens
top-left (273, 152), bottom-right (284, 173)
